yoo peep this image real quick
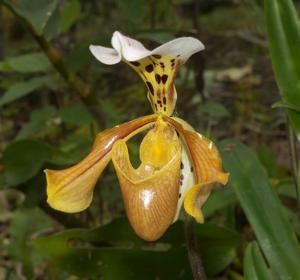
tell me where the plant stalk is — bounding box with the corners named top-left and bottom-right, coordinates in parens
top-left (1, 1), bottom-right (104, 125)
top-left (288, 119), bottom-right (300, 205)
top-left (184, 214), bottom-right (207, 280)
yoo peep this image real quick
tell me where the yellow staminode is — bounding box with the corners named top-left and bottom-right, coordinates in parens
top-left (140, 118), bottom-right (179, 168)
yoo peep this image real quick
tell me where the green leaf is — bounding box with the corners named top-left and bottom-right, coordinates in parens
top-left (16, 106), bottom-right (57, 140)
top-left (8, 208), bottom-right (52, 278)
top-left (58, 102), bottom-right (94, 125)
top-left (203, 187), bottom-right (236, 217)
top-left (59, 0), bottom-right (81, 33)
top-left (58, 133), bottom-right (93, 163)
top-left (256, 145), bottom-right (280, 178)
top-left (118, 0), bottom-right (147, 23)
top-left (272, 100), bottom-right (300, 114)
top-left (0, 53), bottom-right (51, 73)
top-left (276, 178), bottom-right (297, 198)
top-left (244, 242), bottom-right (272, 280)
top-left (3, 0), bottom-right (59, 35)
top-left (65, 44), bottom-right (92, 74)
top-left (265, 0), bottom-right (300, 140)
top-left (195, 223), bottom-right (244, 276)
top-left (2, 139), bottom-right (79, 186)
top-left (2, 140), bottom-right (53, 186)
top-left (43, 4), bottom-right (60, 40)
top-left (198, 102), bottom-right (230, 118)
top-left (100, 100), bottom-right (123, 127)
top-left (0, 76), bottom-right (59, 107)
top-left (281, 206), bottom-right (300, 237)
top-left (31, 219), bottom-right (244, 278)
top-left (220, 140), bottom-right (300, 279)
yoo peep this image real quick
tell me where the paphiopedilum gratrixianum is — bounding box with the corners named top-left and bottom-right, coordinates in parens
top-left (45, 31), bottom-right (229, 241)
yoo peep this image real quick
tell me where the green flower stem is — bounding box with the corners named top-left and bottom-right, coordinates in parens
top-left (288, 119), bottom-right (300, 205)
top-left (184, 214), bottom-right (207, 280)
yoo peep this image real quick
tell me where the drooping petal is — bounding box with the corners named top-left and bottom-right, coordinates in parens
top-left (112, 119), bottom-right (181, 241)
top-left (164, 116), bottom-right (229, 222)
top-left (46, 115), bottom-right (158, 213)
top-left (151, 37), bottom-right (204, 62)
top-left (184, 184), bottom-right (213, 223)
top-left (89, 45), bottom-right (121, 65)
top-left (111, 31), bottom-right (151, 62)
top-left (89, 31), bottom-right (204, 116)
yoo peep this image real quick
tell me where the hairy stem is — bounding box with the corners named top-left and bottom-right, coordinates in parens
top-left (184, 215), bottom-right (207, 280)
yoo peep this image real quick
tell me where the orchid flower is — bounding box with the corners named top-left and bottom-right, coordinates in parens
top-left (45, 31), bottom-right (229, 241)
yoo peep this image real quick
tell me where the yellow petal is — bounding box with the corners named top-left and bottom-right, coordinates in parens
top-left (183, 184), bottom-right (212, 223)
top-left (127, 55), bottom-right (181, 116)
top-left (46, 115), bottom-right (158, 213)
top-left (112, 120), bottom-right (181, 241)
top-left (164, 116), bottom-right (229, 222)
top-left (164, 116), bottom-right (229, 185)
top-left (182, 131), bottom-right (229, 185)
top-left (45, 154), bottom-right (111, 213)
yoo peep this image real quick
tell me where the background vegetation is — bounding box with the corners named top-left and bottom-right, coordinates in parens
top-left (0, 0), bottom-right (300, 279)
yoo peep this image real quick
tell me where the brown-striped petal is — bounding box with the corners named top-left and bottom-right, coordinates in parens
top-left (45, 115), bottom-right (157, 213)
top-left (164, 116), bottom-right (229, 222)
top-left (112, 120), bottom-right (181, 241)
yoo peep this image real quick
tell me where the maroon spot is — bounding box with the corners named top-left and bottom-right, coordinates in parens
top-left (157, 100), bottom-right (162, 108)
top-left (163, 97), bottom-right (167, 105)
top-left (146, 81), bottom-right (154, 95)
top-left (161, 74), bottom-right (168, 84)
top-left (145, 64), bottom-right (154, 73)
top-left (163, 107), bottom-right (166, 111)
top-left (152, 54), bottom-right (161, 59)
top-left (157, 90), bottom-right (161, 99)
top-left (130, 61), bottom-right (140, 66)
top-left (160, 62), bottom-right (165, 68)
top-left (171, 58), bottom-right (175, 63)
top-left (180, 162), bottom-right (184, 169)
top-left (179, 193), bottom-right (182, 198)
top-left (155, 74), bottom-right (161, 84)
top-left (190, 166), bottom-right (194, 172)
top-left (180, 174), bottom-right (184, 180)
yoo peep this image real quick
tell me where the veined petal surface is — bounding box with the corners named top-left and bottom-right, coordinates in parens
top-left (46, 115), bottom-right (157, 213)
top-left (165, 116), bottom-right (229, 222)
top-left (112, 120), bottom-right (181, 241)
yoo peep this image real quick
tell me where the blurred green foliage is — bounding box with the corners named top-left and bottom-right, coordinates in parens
top-left (0, 0), bottom-right (300, 279)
